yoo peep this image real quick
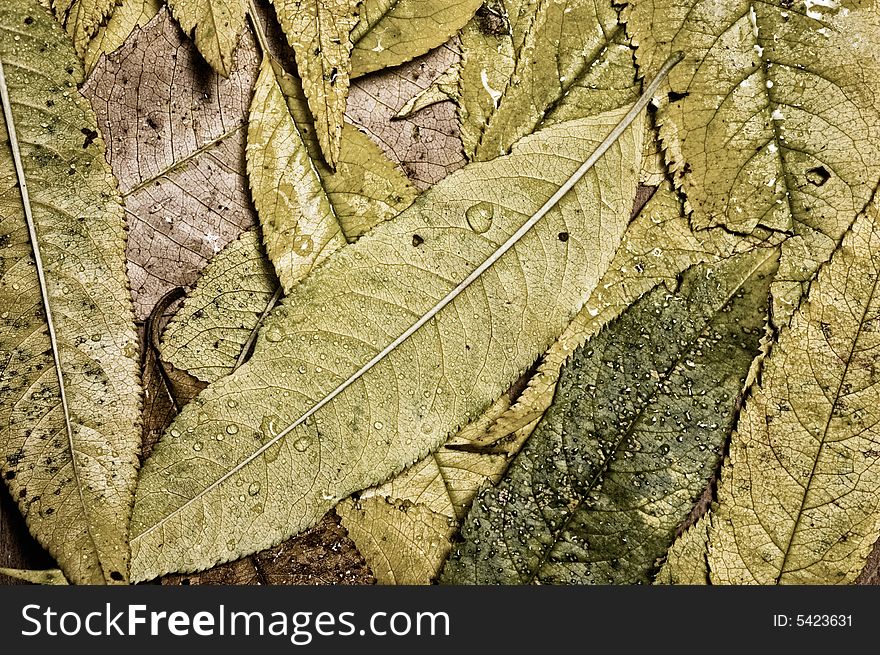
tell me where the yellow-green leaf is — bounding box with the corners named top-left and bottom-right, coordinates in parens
top-left (162, 64), bottom-right (417, 381)
top-left (53, 0), bottom-right (116, 55)
top-left (0, 568), bottom-right (69, 585)
top-left (166, 0), bottom-right (246, 77)
top-left (159, 231), bottom-right (280, 383)
top-left (130, 107), bottom-right (644, 581)
top-left (83, 0), bottom-right (162, 74)
top-left (0, 0), bottom-right (142, 584)
top-left (623, 0), bottom-right (880, 318)
top-left (394, 63), bottom-right (459, 120)
top-left (708, 192), bottom-right (880, 584)
top-left (247, 57), bottom-right (348, 293)
top-left (655, 515), bottom-right (710, 585)
top-left (482, 183), bottom-right (773, 448)
top-left (270, 0), bottom-right (360, 168)
top-left (442, 249), bottom-right (778, 584)
top-left (459, 0), bottom-right (624, 162)
top-left (337, 392), bottom-right (527, 584)
top-left (336, 497), bottom-right (456, 585)
top-left (350, 0), bottom-right (482, 78)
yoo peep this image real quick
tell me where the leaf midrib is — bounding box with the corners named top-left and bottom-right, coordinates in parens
top-left (523, 249), bottom-right (775, 584)
top-left (774, 257), bottom-right (880, 582)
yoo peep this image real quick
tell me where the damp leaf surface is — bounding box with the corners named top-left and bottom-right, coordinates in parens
top-left (442, 249), bottom-right (777, 584)
top-left (0, 0), bottom-right (142, 585)
top-left (270, 0), bottom-right (360, 168)
top-left (130, 108), bottom-right (643, 581)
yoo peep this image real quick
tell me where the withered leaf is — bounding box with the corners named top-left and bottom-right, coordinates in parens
top-left (0, 0), bottom-right (142, 584)
top-left (130, 106), bottom-right (645, 581)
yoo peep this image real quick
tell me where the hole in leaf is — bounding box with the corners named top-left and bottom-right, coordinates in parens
top-left (806, 166), bottom-right (831, 187)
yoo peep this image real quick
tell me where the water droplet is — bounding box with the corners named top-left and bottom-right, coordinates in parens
top-left (226, 424), bottom-right (239, 435)
top-left (292, 234), bottom-right (314, 256)
top-left (260, 415), bottom-right (280, 439)
top-left (294, 437), bottom-right (311, 452)
top-left (248, 482), bottom-right (261, 496)
top-left (465, 201), bottom-right (494, 234)
top-left (227, 399), bottom-right (238, 408)
top-left (238, 494), bottom-right (246, 502)
top-left (264, 326), bottom-right (284, 342)
top-left (193, 442), bottom-right (203, 452)
top-left (170, 429), bottom-right (181, 438)
top-left (373, 421), bottom-right (384, 430)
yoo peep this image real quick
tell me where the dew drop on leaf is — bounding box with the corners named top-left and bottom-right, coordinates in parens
top-left (465, 201), bottom-right (494, 234)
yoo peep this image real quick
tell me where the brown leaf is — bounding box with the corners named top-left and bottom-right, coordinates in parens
top-left (161, 512), bottom-right (374, 585)
top-left (347, 43), bottom-right (464, 189)
top-left (82, 8), bottom-right (464, 318)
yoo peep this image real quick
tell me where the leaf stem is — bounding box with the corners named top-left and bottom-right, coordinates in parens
top-left (247, 0), bottom-right (272, 58)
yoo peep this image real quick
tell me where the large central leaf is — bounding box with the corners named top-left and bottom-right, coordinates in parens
top-left (129, 107), bottom-right (644, 580)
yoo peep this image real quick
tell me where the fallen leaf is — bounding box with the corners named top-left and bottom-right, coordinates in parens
top-left (337, 40), bottom-right (681, 586)
top-left (482, 183), bottom-right (771, 448)
top-left (442, 249), bottom-right (777, 584)
top-left (350, 0), bottom-right (482, 78)
top-left (0, 0), bottom-right (142, 584)
top-left (140, 288), bottom-right (207, 456)
top-left (53, 0), bottom-right (116, 56)
top-left (166, 0), bottom-right (246, 77)
top-left (336, 391), bottom-right (526, 584)
top-left (708, 190), bottom-right (880, 584)
top-left (623, 0), bottom-right (880, 318)
top-left (246, 53), bottom-right (418, 292)
top-left (337, 497), bottom-right (455, 585)
top-left (0, 567), bottom-right (68, 584)
top-left (83, 9), bottom-right (455, 320)
top-left (655, 515), bottom-right (710, 585)
top-left (129, 106), bottom-right (645, 581)
top-left (459, 0), bottom-right (623, 161)
top-left (346, 44), bottom-right (465, 188)
top-left (269, 0), bottom-right (360, 168)
top-left (160, 232), bottom-right (280, 382)
top-left (162, 59), bottom-right (418, 379)
top-left (83, 0), bottom-right (162, 74)
top-left (247, 57), bottom-right (348, 292)
top-left (83, 8), bottom-right (260, 320)
top-left (394, 63), bottom-right (459, 120)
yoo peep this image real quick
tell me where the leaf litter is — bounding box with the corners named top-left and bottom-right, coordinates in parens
top-left (2, 0), bottom-right (880, 587)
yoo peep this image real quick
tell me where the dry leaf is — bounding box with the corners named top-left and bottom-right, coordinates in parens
top-left (351, 0), bottom-right (481, 78)
top-left (0, 0), bottom-right (141, 584)
top-left (269, 0), bottom-right (360, 168)
top-left (623, 0), bottom-right (880, 319)
top-left (130, 107), bottom-right (645, 581)
top-left (708, 191), bottom-right (880, 584)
